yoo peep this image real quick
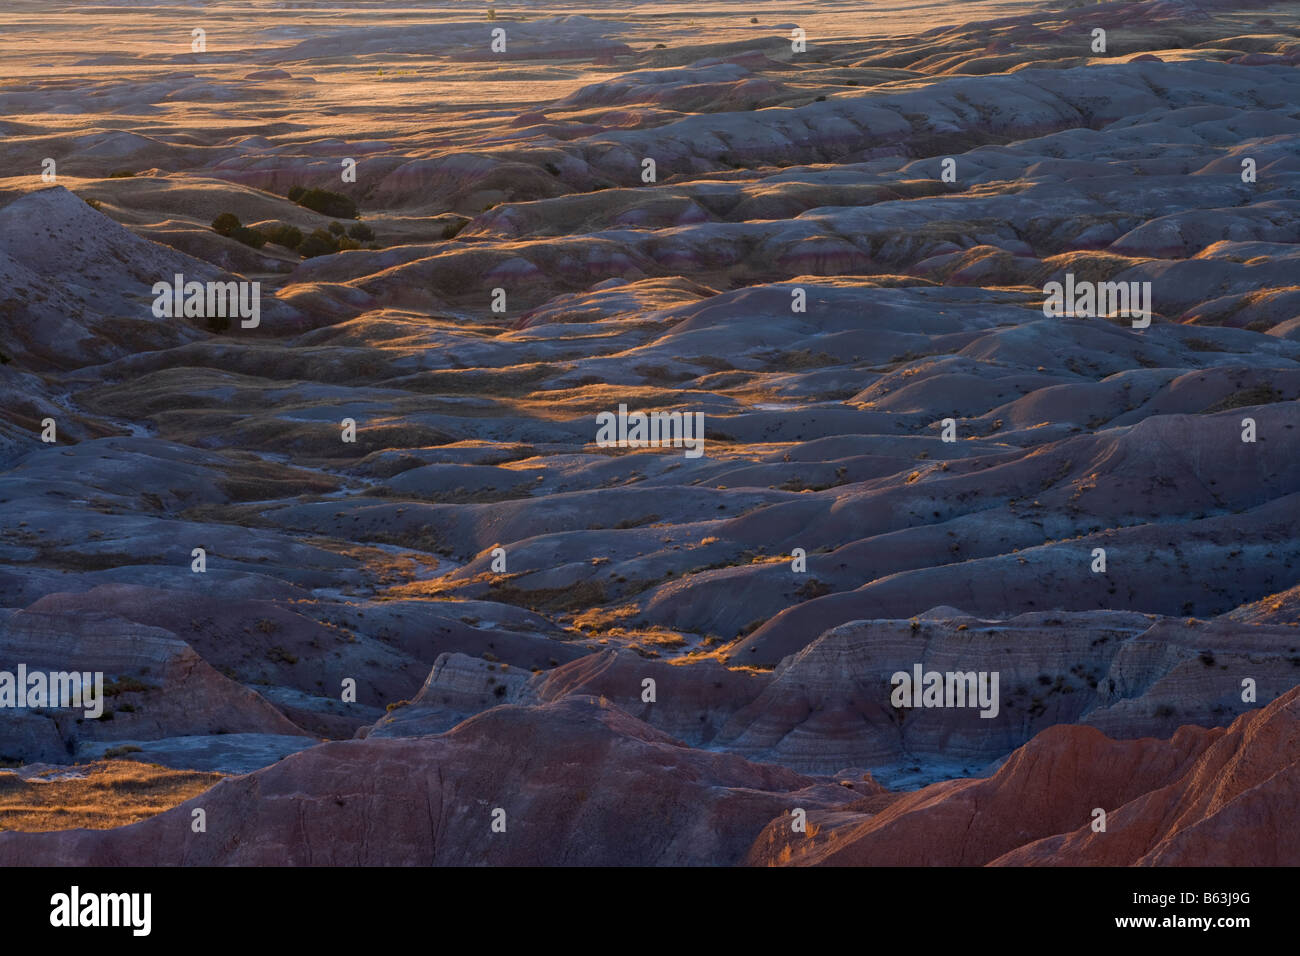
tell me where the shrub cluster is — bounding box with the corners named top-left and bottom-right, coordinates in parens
top-left (211, 213), bottom-right (376, 257)
top-left (211, 212), bottom-right (266, 248)
top-left (297, 228), bottom-right (361, 257)
top-left (287, 185), bottom-right (358, 219)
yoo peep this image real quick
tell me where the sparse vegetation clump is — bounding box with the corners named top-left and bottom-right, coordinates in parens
top-left (297, 231), bottom-right (331, 258)
top-left (210, 212), bottom-right (267, 249)
top-left (1204, 385), bottom-right (1284, 412)
top-left (269, 185), bottom-right (376, 255)
top-left (231, 226), bottom-right (266, 249)
top-left (796, 578), bottom-right (831, 600)
top-left (264, 223), bottom-right (303, 250)
top-left (298, 228), bottom-right (361, 258)
top-left (266, 645), bottom-right (298, 665)
top-left (287, 185), bottom-right (358, 219)
top-left (211, 212), bottom-right (240, 236)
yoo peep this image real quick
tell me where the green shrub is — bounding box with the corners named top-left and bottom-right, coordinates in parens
top-left (347, 222), bottom-right (374, 241)
top-left (230, 225), bottom-right (266, 249)
top-left (212, 212), bottom-right (268, 248)
top-left (108, 169), bottom-right (135, 178)
top-left (287, 185), bottom-right (306, 202)
top-left (327, 220), bottom-right (345, 236)
top-left (290, 186), bottom-right (357, 219)
top-left (264, 223), bottom-right (303, 249)
top-left (211, 212), bottom-right (241, 236)
top-left (297, 229), bottom-right (339, 258)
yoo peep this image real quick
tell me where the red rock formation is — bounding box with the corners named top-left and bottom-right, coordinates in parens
top-left (0, 697), bottom-right (859, 866)
top-left (746, 687), bottom-right (1300, 866)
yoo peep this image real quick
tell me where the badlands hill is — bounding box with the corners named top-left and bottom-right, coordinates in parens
top-left (0, 0), bottom-right (1298, 863)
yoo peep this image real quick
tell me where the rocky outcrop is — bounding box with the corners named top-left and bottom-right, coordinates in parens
top-left (374, 607), bottom-right (1300, 782)
top-left (0, 698), bottom-right (859, 866)
top-left (720, 609), bottom-right (1300, 777)
top-left (746, 686), bottom-right (1300, 866)
top-left (0, 608), bottom-right (313, 766)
